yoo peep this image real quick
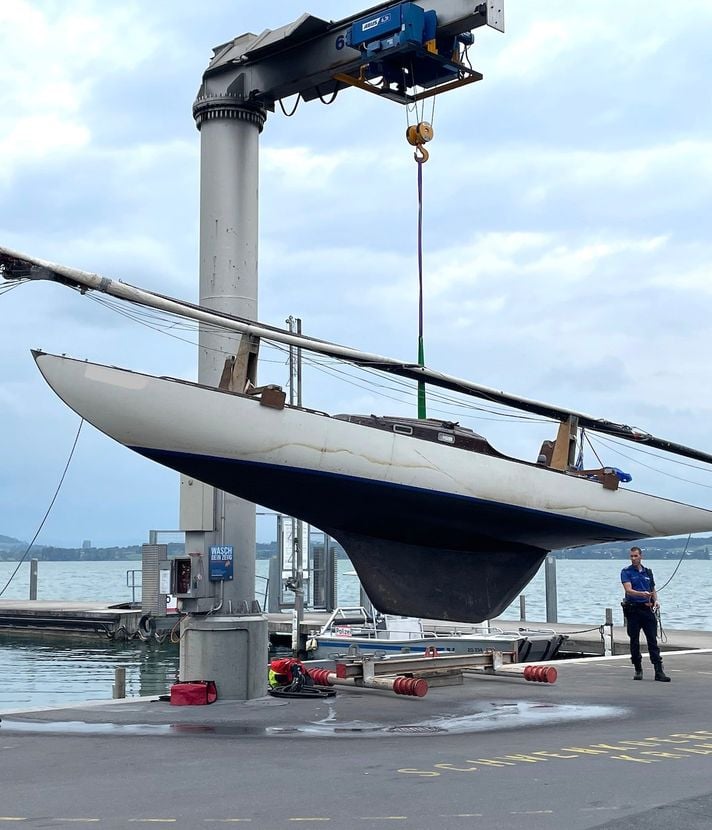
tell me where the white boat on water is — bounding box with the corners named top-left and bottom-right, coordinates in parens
top-left (4, 245), bottom-right (712, 623)
top-left (305, 607), bottom-right (567, 663)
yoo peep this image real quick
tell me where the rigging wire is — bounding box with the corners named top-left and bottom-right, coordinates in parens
top-left (0, 418), bottom-right (84, 598)
top-left (589, 433), bottom-right (712, 490)
top-left (88, 287), bottom-right (551, 424)
top-left (588, 430), bottom-right (712, 475)
top-left (298, 349), bottom-right (551, 424)
top-left (582, 429), bottom-right (604, 467)
top-left (21, 275), bottom-right (711, 478)
top-left (0, 280), bottom-right (25, 296)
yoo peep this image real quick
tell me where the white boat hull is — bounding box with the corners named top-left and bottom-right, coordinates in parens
top-left (308, 632), bottom-right (566, 663)
top-left (33, 352), bottom-right (712, 622)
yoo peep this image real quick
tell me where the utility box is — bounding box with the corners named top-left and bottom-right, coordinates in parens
top-left (171, 552), bottom-right (212, 599)
top-left (179, 475), bottom-right (215, 531)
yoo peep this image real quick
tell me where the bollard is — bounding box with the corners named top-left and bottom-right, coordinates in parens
top-left (604, 607), bottom-right (614, 656)
top-left (112, 667), bottom-right (126, 699)
top-left (29, 559), bottom-right (38, 600)
top-left (545, 556), bottom-right (558, 623)
top-left (519, 594), bottom-right (526, 622)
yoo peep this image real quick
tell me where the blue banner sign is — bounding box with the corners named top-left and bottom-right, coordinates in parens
top-left (209, 545), bottom-right (234, 581)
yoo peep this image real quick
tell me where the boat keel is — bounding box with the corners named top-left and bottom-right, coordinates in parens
top-left (325, 529), bottom-right (547, 623)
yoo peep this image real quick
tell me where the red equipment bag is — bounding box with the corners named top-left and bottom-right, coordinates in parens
top-left (169, 680), bottom-right (218, 706)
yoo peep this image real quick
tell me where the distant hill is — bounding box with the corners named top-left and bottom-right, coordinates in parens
top-left (0, 540), bottom-right (185, 562)
top-left (2, 533), bottom-right (706, 562)
top-left (556, 536), bottom-right (711, 560)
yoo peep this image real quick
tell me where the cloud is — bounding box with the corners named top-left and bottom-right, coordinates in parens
top-left (0, 2), bottom-right (163, 182)
top-left (2, 0), bottom-right (712, 546)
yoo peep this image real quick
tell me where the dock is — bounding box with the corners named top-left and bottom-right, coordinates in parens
top-left (3, 599), bottom-right (712, 656)
top-left (0, 600), bottom-right (143, 638)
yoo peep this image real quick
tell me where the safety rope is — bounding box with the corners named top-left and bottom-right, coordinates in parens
top-left (655, 533), bottom-right (691, 593)
top-left (0, 418), bottom-right (84, 598)
top-left (655, 607), bottom-right (668, 644)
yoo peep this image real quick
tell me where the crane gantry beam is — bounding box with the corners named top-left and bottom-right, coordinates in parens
top-left (195, 1), bottom-right (504, 110)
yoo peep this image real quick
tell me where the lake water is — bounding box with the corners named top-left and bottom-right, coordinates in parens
top-left (1, 556), bottom-right (709, 711)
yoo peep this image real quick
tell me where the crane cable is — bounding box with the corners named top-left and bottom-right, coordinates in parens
top-left (405, 87), bottom-right (434, 418)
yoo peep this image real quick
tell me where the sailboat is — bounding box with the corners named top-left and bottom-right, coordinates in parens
top-left (4, 244), bottom-right (712, 622)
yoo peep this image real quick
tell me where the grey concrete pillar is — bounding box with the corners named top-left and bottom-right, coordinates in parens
top-left (179, 615), bottom-right (268, 700)
top-left (192, 95), bottom-right (267, 611)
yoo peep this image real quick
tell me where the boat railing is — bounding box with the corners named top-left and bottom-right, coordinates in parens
top-left (319, 608), bottom-right (517, 642)
top-left (420, 623), bottom-right (507, 637)
top-left (318, 606), bottom-right (374, 634)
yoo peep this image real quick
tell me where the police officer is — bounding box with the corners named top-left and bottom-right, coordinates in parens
top-left (621, 546), bottom-right (670, 682)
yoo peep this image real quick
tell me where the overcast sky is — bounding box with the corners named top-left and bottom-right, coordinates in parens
top-left (2, 0), bottom-right (712, 547)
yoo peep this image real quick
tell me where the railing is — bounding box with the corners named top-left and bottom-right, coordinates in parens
top-left (256, 574), bottom-right (269, 611)
top-left (126, 569), bottom-right (141, 604)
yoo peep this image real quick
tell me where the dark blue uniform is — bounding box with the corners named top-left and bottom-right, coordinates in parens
top-left (620, 563), bottom-right (661, 667)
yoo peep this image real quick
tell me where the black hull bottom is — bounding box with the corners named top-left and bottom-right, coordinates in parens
top-left (327, 529), bottom-right (547, 622)
top-left (134, 447), bottom-right (630, 622)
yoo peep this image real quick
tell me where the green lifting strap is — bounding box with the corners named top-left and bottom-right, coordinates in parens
top-left (416, 155), bottom-right (427, 420)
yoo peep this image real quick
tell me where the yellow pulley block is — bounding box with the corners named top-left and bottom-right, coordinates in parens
top-left (406, 121), bottom-right (434, 163)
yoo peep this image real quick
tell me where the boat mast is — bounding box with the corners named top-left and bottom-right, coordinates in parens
top-left (3, 244), bottom-right (712, 467)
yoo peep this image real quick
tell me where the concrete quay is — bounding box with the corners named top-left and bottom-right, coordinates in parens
top-left (1, 648), bottom-right (712, 829)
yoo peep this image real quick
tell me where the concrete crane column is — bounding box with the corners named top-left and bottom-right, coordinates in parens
top-left (190, 98), bottom-right (266, 613)
top-left (178, 95), bottom-right (268, 699)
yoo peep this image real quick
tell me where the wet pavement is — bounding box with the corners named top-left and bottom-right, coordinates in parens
top-left (2, 650), bottom-right (712, 829)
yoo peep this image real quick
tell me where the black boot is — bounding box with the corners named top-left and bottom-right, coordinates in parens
top-left (633, 664), bottom-right (643, 681)
top-left (654, 663), bottom-right (671, 682)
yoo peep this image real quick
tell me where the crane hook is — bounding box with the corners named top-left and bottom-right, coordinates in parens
top-left (406, 122), bottom-right (434, 164)
top-left (413, 143), bottom-right (429, 163)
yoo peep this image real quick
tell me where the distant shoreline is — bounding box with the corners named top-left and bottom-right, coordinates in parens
top-left (0, 539), bottom-right (709, 563)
